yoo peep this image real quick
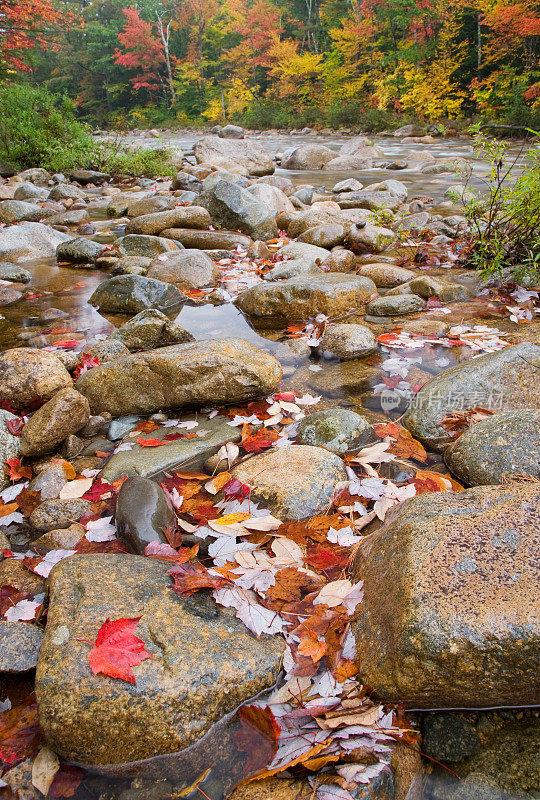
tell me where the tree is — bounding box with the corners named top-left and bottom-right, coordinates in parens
top-left (113, 7), bottom-right (168, 102)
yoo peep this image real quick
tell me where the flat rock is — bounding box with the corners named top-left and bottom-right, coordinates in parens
top-left (147, 249), bottom-right (220, 289)
top-left (444, 410), bottom-right (540, 485)
top-left (367, 294), bottom-right (424, 316)
top-left (124, 207), bottom-right (211, 236)
top-left (352, 484), bottom-right (540, 707)
top-left (159, 229), bottom-right (252, 250)
top-left (89, 275), bottom-right (187, 315)
top-left (231, 445), bottom-right (347, 520)
top-left (403, 342), bottom-right (540, 450)
top-left (56, 237), bottom-right (104, 264)
top-left (194, 136), bottom-right (275, 176)
top-left (101, 414), bottom-right (242, 481)
top-left (35, 554), bottom-right (284, 763)
top-left (296, 409), bottom-right (372, 454)
top-left (358, 263), bottom-right (416, 288)
top-left (108, 309), bottom-right (194, 351)
top-left (0, 348), bottom-right (72, 410)
top-left (69, 169), bottom-right (110, 185)
top-left (0, 263), bottom-right (32, 283)
top-left (75, 338), bottom-right (282, 416)
top-left (235, 274), bottom-right (376, 324)
top-left (320, 322), bottom-right (377, 359)
top-left (0, 200), bottom-right (47, 224)
top-left (0, 622), bottom-right (44, 672)
top-left (20, 388), bottom-right (90, 457)
top-left (0, 222), bottom-right (72, 262)
top-left (114, 234), bottom-right (180, 258)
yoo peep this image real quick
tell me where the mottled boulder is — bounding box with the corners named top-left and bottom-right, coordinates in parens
top-left (30, 499), bottom-right (93, 532)
top-left (108, 309), bottom-right (194, 351)
top-left (115, 477), bottom-right (175, 553)
top-left (337, 191), bottom-right (403, 212)
top-left (281, 144), bottom-right (335, 170)
top-left (0, 349), bottom-right (72, 409)
top-left (0, 200), bottom-right (48, 224)
top-left (20, 388), bottom-right (90, 457)
top-left (147, 249), bottom-right (220, 289)
top-left (347, 223), bottom-right (396, 253)
top-left (115, 234), bottom-right (179, 259)
top-left (49, 184), bottom-right (87, 202)
top-left (124, 207), bottom-right (211, 236)
top-left (126, 196), bottom-right (176, 217)
top-left (319, 249), bottom-right (356, 273)
top-left (320, 322), bottom-right (377, 359)
top-left (231, 445), bottom-right (347, 520)
top-left (194, 136), bottom-right (274, 176)
top-left (198, 180), bottom-right (278, 240)
top-left (0, 222), bottom-right (72, 262)
top-left (0, 263), bottom-right (32, 283)
top-left (56, 238), bottom-right (103, 264)
top-left (0, 410), bottom-right (22, 490)
top-left (444, 410), bottom-right (540, 485)
top-left (69, 169), bottom-right (109, 185)
top-left (296, 409), bottom-right (372, 454)
top-left (101, 414), bottom-right (242, 482)
top-left (160, 229), bottom-right (252, 250)
top-left (89, 275), bottom-right (187, 315)
top-left (35, 554), bottom-right (284, 763)
top-left (352, 484), bottom-right (540, 707)
top-left (367, 294), bottom-right (424, 317)
top-left (75, 338), bottom-right (282, 416)
top-left (14, 183), bottom-right (49, 202)
top-left (235, 274), bottom-right (376, 324)
top-left (219, 124), bottom-right (244, 139)
top-left (28, 463), bottom-right (71, 500)
top-left (403, 342), bottom-right (540, 451)
top-left (246, 184), bottom-right (295, 215)
top-left (358, 264), bottom-right (416, 288)
top-left (297, 224), bottom-right (347, 248)
top-left (85, 339), bottom-right (131, 363)
top-left (0, 623), bottom-right (44, 672)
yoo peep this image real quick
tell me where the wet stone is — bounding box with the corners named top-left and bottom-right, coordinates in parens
top-left (115, 476), bottom-right (175, 553)
top-left (296, 409), bottom-right (373, 454)
top-left (20, 388), bottom-right (90, 457)
top-left (108, 309), bottom-right (194, 351)
top-left (320, 323), bottom-right (377, 359)
top-left (0, 349), bottom-right (72, 410)
top-left (29, 499), bottom-right (93, 532)
top-left (89, 274), bottom-right (187, 315)
top-left (0, 622), bottom-right (44, 672)
top-left (367, 294), bottom-right (424, 316)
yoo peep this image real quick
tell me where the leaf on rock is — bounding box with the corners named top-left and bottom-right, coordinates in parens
top-left (87, 616), bottom-right (153, 684)
top-left (168, 561), bottom-right (228, 596)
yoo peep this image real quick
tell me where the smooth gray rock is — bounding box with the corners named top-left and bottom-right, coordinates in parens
top-left (320, 323), bottom-right (377, 359)
top-left (56, 237), bottom-right (103, 263)
top-left (0, 263), bottom-right (32, 283)
top-left (89, 275), bottom-right (187, 315)
top-left (108, 309), bottom-right (194, 351)
top-left (198, 180), bottom-right (278, 240)
top-left (115, 476), bottom-right (175, 553)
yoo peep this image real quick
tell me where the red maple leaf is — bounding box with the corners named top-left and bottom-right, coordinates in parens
top-left (0, 694), bottom-right (41, 765)
top-left (48, 765), bottom-right (84, 798)
top-left (5, 417), bottom-right (24, 437)
top-left (4, 457), bottom-right (32, 482)
top-left (73, 352), bottom-right (100, 380)
top-left (234, 704), bottom-right (281, 777)
top-left (87, 617), bottom-right (153, 684)
top-left (168, 562), bottom-right (228, 596)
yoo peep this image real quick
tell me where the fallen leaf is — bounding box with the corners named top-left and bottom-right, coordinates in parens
top-left (168, 561), bottom-right (228, 596)
top-left (0, 694), bottom-right (40, 764)
top-left (87, 617), bottom-right (153, 684)
top-left (59, 478), bottom-right (94, 499)
top-left (32, 746), bottom-right (60, 795)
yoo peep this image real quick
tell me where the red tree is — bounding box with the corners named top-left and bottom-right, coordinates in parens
top-left (114, 7), bottom-right (166, 96)
top-left (0, 0), bottom-right (75, 72)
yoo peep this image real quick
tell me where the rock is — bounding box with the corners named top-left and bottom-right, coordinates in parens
top-left (0, 284), bottom-right (24, 305)
top-left (281, 144), bottom-right (335, 170)
top-left (17, 168), bottom-right (51, 185)
top-left (347, 223), bottom-right (396, 253)
top-left (28, 463), bottom-right (71, 500)
top-left (235, 274), bottom-right (376, 323)
top-left (147, 249), bottom-right (220, 289)
top-left (0, 349), bottom-right (72, 410)
top-left (56, 238), bottom-right (103, 264)
top-left (0, 263), bottom-right (32, 283)
top-left (69, 169), bottom-right (110, 185)
top-left (296, 409), bottom-right (372, 454)
top-left (106, 416), bottom-right (141, 441)
top-left (394, 125), bottom-right (425, 137)
top-left (0, 559), bottom-right (45, 594)
top-left (115, 234), bottom-right (180, 258)
top-left (109, 309), bottom-right (194, 351)
top-left (124, 207), bottom-right (211, 236)
top-left (171, 172), bottom-right (202, 192)
top-left (218, 124), bottom-right (245, 139)
top-left (13, 183), bottom-right (49, 202)
top-left (48, 184), bottom-right (87, 202)
top-left (126, 196), bottom-right (176, 217)
top-left (0, 623), bottom-right (44, 672)
top-left (248, 240), bottom-right (272, 260)
top-left (101, 414), bottom-right (243, 482)
top-left (0, 222), bottom-right (72, 262)
top-left (302, 359), bottom-right (382, 397)
top-left (32, 523), bottom-right (86, 554)
top-left (75, 338), bottom-right (282, 416)
top-left (115, 476), bottom-right (175, 553)
top-left (60, 434), bottom-right (84, 460)
top-left (35, 553), bottom-right (284, 763)
top-left (390, 276), bottom-right (469, 303)
top-left (444, 410), bottom-right (540, 485)
top-left (86, 339), bottom-right (131, 362)
top-left (265, 258), bottom-right (321, 281)
top-left (232, 445), bottom-right (347, 520)
top-left (325, 155), bottom-right (374, 170)
top-left (29, 499), bottom-right (93, 532)
top-left (89, 275), bottom-right (187, 315)
top-left (367, 294), bottom-right (424, 316)
top-left (0, 163), bottom-right (17, 178)
top-left (46, 209), bottom-right (90, 226)
top-left (403, 342), bottom-right (540, 450)
top-left (337, 191), bottom-right (403, 212)
top-left (0, 410), bottom-right (22, 490)
top-left (332, 178), bottom-right (363, 193)
top-left (246, 184), bottom-right (295, 215)
top-left (201, 172), bottom-right (250, 192)
top-left (194, 136), bottom-right (275, 176)
top-left (280, 241), bottom-right (330, 263)
top-left (297, 224), bottom-right (347, 248)
top-left (320, 249), bottom-right (356, 273)
top-left (358, 264), bottom-right (416, 288)
top-left (422, 712), bottom-right (481, 762)
top-left (320, 322), bottom-right (377, 359)
top-left (352, 484), bottom-right (540, 707)
top-left (160, 229), bottom-right (252, 250)
top-left (257, 174), bottom-right (293, 193)
top-left (338, 136), bottom-right (379, 157)
top-left (198, 180), bottom-right (278, 240)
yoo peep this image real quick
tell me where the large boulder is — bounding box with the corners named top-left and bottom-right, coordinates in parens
top-left (403, 342), bottom-right (540, 450)
top-left (20, 388), bottom-right (90, 457)
top-left (35, 554), bottom-right (284, 763)
top-left (114, 234), bottom-right (180, 258)
top-left (108, 309), bottom-right (194, 351)
top-left (338, 136), bottom-right (382, 158)
top-left (444, 410), bottom-right (540, 485)
top-left (89, 275), bottom-right (187, 315)
top-left (75, 338), bottom-right (282, 416)
top-left (124, 207), bottom-right (211, 236)
top-left (281, 144), bottom-right (335, 170)
top-left (194, 136), bottom-right (275, 176)
top-left (246, 184), bottom-right (295, 215)
top-left (0, 349), bottom-right (72, 409)
top-left (0, 410), bottom-right (22, 490)
top-left (56, 238), bottom-right (104, 264)
top-left (0, 200), bottom-right (49, 224)
top-left (352, 484), bottom-right (540, 707)
top-left (147, 249), bottom-right (220, 289)
top-left (0, 222), bottom-right (72, 262)
top-left (198, 180), bottom-right (278, 240)
top-left (159, 229), bottom-right (252, 250)
top-left (231, 445), bottom-right (347, 520)
top-left (235, 273), bottom-right (376, 324)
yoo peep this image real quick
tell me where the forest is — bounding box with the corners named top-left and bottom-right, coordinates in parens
top-left (1, 0), bottom-right (539, 129)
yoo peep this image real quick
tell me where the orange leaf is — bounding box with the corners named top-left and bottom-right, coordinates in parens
top-left (87, 616), bottom-right (153, 684)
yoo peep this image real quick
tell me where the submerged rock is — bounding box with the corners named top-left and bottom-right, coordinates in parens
top-left (0, 349), bottom-right (72, 409)
top-left (115, 476), bottom-right (175, 553)
top-left (444, 410), bottom-right (540, 485)
top-left (296, 409), bottom-right (372, 454)
top-left (89, 275), bottom-right (187, 315)
top-left (403, 342), bottom-right (540, 450)
top-left (352, 484), bottom-right (540, 707)
top-left (231, 445), bottom-right (347, 520)
top-left (320, 323), bottom-right (376, 359)
top-left (108, 309), bottom-right (194, 351)
top-left (147, 249), bottom-right (220, 289)
top-left (36, 554), bottom-right (284, 763)
top-left (75, 338), bottom-right (282, 416)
